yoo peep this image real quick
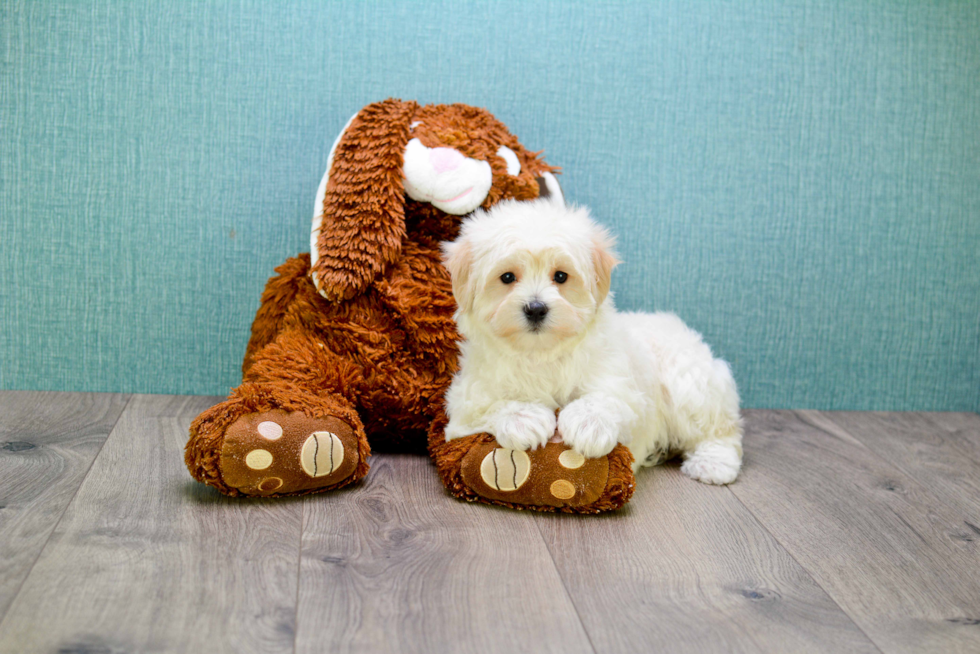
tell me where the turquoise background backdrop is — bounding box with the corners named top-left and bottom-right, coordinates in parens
top-left (2, 1), bottom-right (978, 410)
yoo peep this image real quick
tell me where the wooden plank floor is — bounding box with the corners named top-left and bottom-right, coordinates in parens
top-left (0, 393), bottom-right (978, 653)
top-left (0, 392), bottom-right (129, 622)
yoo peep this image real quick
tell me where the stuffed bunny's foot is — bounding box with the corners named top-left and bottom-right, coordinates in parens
top-left (429, 410), bottom-right (636, 514)
top-left (219, 409), bottom-right (363, 496)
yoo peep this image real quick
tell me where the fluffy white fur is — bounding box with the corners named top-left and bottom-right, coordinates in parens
top-left (441, 198), bottom-right (744, 484)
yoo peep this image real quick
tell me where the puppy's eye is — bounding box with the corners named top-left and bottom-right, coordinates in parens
top-left (553, 271), bottom-right (568, 284)
top-left (500, 272), bottom-right (516, 284)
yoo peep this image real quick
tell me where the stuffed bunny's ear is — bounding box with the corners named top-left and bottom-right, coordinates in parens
top-left (311, 99), bottom-right (418, 302)
top-left (310, 111), bottom-right (358, 281)
top-left (535, 172), bottom-right (565, 206)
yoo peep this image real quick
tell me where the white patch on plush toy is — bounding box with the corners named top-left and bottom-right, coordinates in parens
top-left (536, 171), bottom-right (564, 206)
top-left (301, 431), bottom-right (345, 477)
top-left (497, 145), bottom-right (521, 176)
top-left (311, 111), bottom-right (359, 295)
top-left (550, 479), bottom-right (575, 499)
top-left (558, 449), bottom-right (585, 469)
top-left (245, 449), bottom-right (273, 470)
top-left (402, 138), bottom-right (492, 215)
top-left (480, 448), bottom-right (531, 491)
top-left (257, 421), bottom-right (283, 440)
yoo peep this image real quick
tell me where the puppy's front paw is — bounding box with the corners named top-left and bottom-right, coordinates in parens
top-left (681, 441), bottom-right (742, 485)
top-left (558, 400), bottom-right (620, 459)
top-left (491, 402), bottom-right (556, 452)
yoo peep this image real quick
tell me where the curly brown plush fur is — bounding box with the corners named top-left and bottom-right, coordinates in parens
top-left (185, 99), bottom-right (636, 511)
top-left (185, 99), bottom-right (567, 497)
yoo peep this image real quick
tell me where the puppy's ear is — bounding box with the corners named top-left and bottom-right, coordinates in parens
top-left (441, 238), bottom-right (475, 313)
top-left (591, 228), bottom-right (621, 305)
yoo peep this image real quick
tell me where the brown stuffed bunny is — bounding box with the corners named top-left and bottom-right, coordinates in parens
top-left (184, 99), bottom-right (634, 512)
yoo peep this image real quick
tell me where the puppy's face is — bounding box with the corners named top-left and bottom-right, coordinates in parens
top-left (444, 199), bottom-right (619, 352)
top-left (474, 244), bottom-right (594, 350)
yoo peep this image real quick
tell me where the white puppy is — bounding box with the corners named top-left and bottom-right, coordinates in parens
top-left (441, 198), bottom-right (743, 484)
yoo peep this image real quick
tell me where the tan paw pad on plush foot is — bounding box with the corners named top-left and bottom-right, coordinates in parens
top-left (460, 441), bottom-right (610, 508)
top-left (220, 410), bottom-right (359, 496)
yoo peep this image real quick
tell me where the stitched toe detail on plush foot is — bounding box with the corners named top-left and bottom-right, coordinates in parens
top-left (428, 411), bottom-right (636, 514)
top-left (460, 441), bottom-right (610, 509)
top-left (220, 410), bottom-right (361, 496)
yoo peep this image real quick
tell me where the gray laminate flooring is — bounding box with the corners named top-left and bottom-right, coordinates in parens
top-left (0, 391), bottom-right (978, 653)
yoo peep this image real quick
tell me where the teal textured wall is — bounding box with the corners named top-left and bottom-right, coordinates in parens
top-left (2, 1), bottom-right (978, 410)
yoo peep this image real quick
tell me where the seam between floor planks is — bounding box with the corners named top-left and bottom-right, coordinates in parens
top-left (818, 411), bottom-right (980, 535)
top-left (533, 459), bottom-right (882, 653)
top-left (294, 454), bottom-right (597, 654)
top-left (0, 395), bottom-right (305, 654)
top-left (730, 409), bottom-right (980, 654)
top-left (531, 518), bottom-right (600, 654)
top-left (293, 499), bottom-right (305, 654)
top-left (3, 395), bottom-right (977, 654)
top-left (921, 412), bottom-right (980, 469)
top-left (722, 482), bottom-right (886, 654)
top-left (719, 410), bottom-right (891, 652)
top-left (0, 392), bottom-right (132, 625)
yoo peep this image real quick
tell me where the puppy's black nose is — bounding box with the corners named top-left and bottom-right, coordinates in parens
top-left (523, 300), bottom-right (549, 324)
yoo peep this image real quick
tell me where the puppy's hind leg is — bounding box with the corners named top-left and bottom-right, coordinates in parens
top-left (669, 354), bottom-right (744, 485)
top-left (678, 385), bottom-right (743, 485)
top-left (680, 437), bottom-right (742, 485)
